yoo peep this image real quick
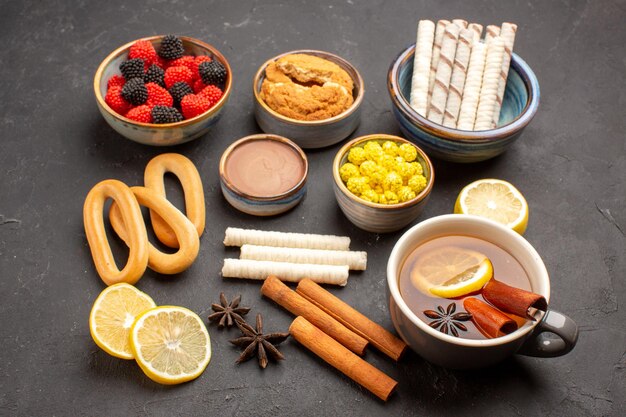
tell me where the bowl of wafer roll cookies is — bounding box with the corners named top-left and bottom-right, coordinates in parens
top-left (388, 20), bottom-right (539, 163)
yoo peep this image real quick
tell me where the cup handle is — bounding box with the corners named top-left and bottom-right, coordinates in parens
top-left (517, 309), bottom-right (579, 357)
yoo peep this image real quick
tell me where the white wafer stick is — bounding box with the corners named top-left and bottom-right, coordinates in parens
top-left (474, 36), bottom-right (506, 130)
top-left (427, 22), bottom-right (460, 124)
top-left (457, 41), bottom-right (487, 130)
top-left (240, 245), bottom-right (367, 270)
top-left (224, 227), bottom-right (350, 250)
top-left (468, 23), bottom-right (483, 40)
top-left (491, 22), bottom-right (518, 127)
top-left (410, 20), bottom-right (435, 116)
top-left (222, 259), bottom-right (349, 286)
top-left (452, 19), bottom-right (468, 29)
top-left (485, 25), bottom-right (500, 43)
top-left (443, 28), bottom-right (475, 128)
top-left (427, 19), bottom-right (451, 102)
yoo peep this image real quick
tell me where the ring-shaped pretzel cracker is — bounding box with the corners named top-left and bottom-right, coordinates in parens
top-left (83, 179), bottom-right (148, 286)
top-left (144, 153), bottom-right (205, 248)
top-left (109, 186), bottom-right (200, 275)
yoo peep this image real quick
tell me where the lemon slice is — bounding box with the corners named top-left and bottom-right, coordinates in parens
top-left (454, 179), bottom-right (529, 234)
top-left (89, 283), bottom-right (156, 360)
top-left (411, 247), bottom-right (493, 298)
top-left (130, 306), bottom-right (211, 385)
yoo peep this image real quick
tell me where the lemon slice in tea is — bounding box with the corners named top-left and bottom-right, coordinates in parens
top-left (89, 283), bottom-right (157, 359)
top-left (130, 306), bottom-right (211, 385)
top-left (410, 247), bottom-right (493, 298)
top-left (454, 179), bottom-right (529, 235)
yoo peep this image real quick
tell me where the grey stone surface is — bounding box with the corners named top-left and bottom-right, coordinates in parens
top-left (0, 0), bottom-right (624, 416)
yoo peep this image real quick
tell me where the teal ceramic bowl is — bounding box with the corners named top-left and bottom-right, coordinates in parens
top-left (253, 50), bottom-right (364, 149)
top-left (388, 44), bottom-right (539, 163)
top-left (94, 35), bottom-right (232, 146)
top-left (332, 134), bottom-right (434, 233)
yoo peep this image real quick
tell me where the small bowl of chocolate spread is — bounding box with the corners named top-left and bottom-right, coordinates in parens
top-left (219, 134), bottom-right (308, 216)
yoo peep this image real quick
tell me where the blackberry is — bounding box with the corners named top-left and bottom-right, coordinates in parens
top-left (144, 64), bottom-right (165, 87)
top-left (158, 34), bottom-right (184, 60)
top-left (151, 106), bottom-right (184, 124)
top-left (119, 58), bottom-right (145, 80)
top-left (121, 78), bottom-right (148, 105)
top-left (199, 60), bottom-right (227, 86)
top-left (168, 81), bottom-right (193, 107)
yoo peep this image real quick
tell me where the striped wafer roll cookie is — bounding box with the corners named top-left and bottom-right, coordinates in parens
top-left (409, 20), bottom-right (435, 116)
top-left (485, 25), bottom-right (500, 43)
top-left (474, 36), bottom-right (506, 130)
top-left (427, 19), bottom-right (451, 103)
top-left (491, 22), bottom-right (518, 127)
top-left (452, 18), bottom-right (468, 29)
top-left (427, 22), bottom-right (460, 125)
top-left (468, 23), bottom-right (483, 40)
top-left (457, 41), bottom-right (487, 130)
top-left (443, 28), bottom-right (475, 128)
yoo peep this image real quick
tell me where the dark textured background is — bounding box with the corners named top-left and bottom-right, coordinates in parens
top-left (1, 1), bottom-right (624, 416)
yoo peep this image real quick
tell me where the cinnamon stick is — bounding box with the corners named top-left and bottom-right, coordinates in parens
top-left (289, 316), bottom-right (398, 401)
top-left (296, 278), bottom-right (407, 361)
top-left (482, 279), bottom-right (547, 320)
top-left (261, 276), bottom-right (368, 355)
top-left (463, 298), bottom-right (518, 338)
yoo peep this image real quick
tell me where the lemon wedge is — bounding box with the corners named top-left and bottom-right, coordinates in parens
top-left (130, 306), bottom-right (211, 385)
top-left (410, 247), bottom-right (493, 298)
top-left (89, 283), bottom-right (156, 360)
top-left (454, 179), bottom-right (529, 234)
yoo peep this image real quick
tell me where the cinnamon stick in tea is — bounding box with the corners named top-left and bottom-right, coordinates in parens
top-left (482, 279), bottom-right (547, 320)
top-left (289, 316), bottom-right (398, 401)
top-left (261, 276), bottom-right (368, 355)
top-left (463, 298), bottom-right (518, 339)
top-left (296, 278), bottom-right (407, 361)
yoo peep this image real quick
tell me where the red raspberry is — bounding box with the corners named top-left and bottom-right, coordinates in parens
top-left (129, 40), bottom-right (157, 69)
top-left (192, 78), bottom-right (207, 94)
top-left (145, 83), bottom-right (173, 107)
top-left (104, 85), bottom-right (132, 115)
top-left (125, 105), bottom-right (153, 123)
top-left (198, 85), bottom-right (223, 106)
top-left (107, 74), bottom-right (126, 89)
top-left (164, 66), bottom-right (194, 89)
top-left (154, 56), bottom-right (167, 69)
top-left (180, 94), bottom-right (211, 119)
top-left (169, 56), bottom-right (196, 77)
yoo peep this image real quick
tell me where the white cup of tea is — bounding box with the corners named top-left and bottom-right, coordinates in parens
top-left (386, 214), bottom-right (578, 369)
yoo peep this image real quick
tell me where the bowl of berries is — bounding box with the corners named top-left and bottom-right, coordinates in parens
top-left (94, 35), bottom-right (232, 146)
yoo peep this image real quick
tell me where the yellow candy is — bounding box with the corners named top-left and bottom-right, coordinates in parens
top-left (359, 160), bottom-right (378, 177)
top-left (380, 154), bottom-right (396, 171)
top-left (360, 189), bottom-right (379, 203)
top-left (373, 185), bottom-right (384, 194)
top-left (348, 147), bottom-right (367, 166)
top-left (384, 190), bottom-right (399, 205)
top-left (398, 143), bottom-right (417, 162)
top-left (397, 186), bottom-right (416, 202)
top-left (368, 170), bottom-right (386, 188)
top-left (408, 174), bottom-right (427, 194)
top-left (410, 161), bottom-right (424, 176)
top-left (363, 141), bottom-right (383, 162)
top-left (339, 163), bottom-right (359, 183)
top-left (396, 162), bottom-right (416, 182)
top-left (346, 176), bottom-right (371, 195)
top-left (382, 141), bottom-right (399, 156)
top-left (378, 193), bottom-right (387, 204)
top-left (383, 171), bottom-right (403, 192)
top-left (395, 156), bottom-right (405, 165)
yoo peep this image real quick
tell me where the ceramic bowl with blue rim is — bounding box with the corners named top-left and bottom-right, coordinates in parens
top-left (388, 44), bottom-right (539, 163)
top-left (94, 35), bottom-right (232, 146)
top-left (332, 134), bottom-right (434, 233)
top-left (253, 50), bottom-right (365, 149)
top-left (219, 134), bottom-right (308, 217)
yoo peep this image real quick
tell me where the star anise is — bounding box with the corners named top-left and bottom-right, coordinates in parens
top-left (423, 303), bottom-right (472, 337)
top-left (230, 313), bottom-right (290, 368)
top-left (208, 293), bottom-right (251, 328)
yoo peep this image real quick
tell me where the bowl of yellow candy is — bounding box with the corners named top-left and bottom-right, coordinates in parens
top-left (332, 134), bottom-right (434, 233)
